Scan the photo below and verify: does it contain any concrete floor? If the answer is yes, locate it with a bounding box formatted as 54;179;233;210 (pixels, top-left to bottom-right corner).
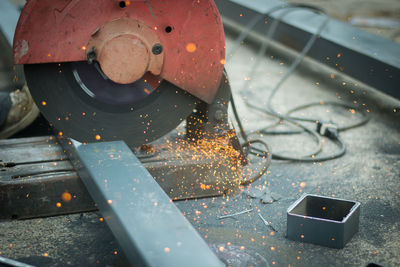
1;4;400;267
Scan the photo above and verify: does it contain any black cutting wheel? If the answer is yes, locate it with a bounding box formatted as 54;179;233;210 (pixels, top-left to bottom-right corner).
24;62;199;147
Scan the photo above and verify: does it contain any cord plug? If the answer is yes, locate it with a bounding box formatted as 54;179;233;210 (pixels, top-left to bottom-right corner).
316;121;339;139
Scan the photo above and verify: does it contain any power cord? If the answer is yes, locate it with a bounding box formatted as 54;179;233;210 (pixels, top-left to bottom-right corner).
230;94;272;186
228;3;370;183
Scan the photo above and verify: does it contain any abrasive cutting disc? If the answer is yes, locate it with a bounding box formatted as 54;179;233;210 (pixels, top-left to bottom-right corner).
24;62;199;147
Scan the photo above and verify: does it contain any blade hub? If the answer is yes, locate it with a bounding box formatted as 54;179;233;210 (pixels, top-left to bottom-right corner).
87;18;164;85
99;35;149;84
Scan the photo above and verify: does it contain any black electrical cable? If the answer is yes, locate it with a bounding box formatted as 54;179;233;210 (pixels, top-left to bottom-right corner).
231;4;327;162
229;3;370;166
246;6;332;161
240;139;272;186
249;101;370;134
229;4;327;184
230;94;272;185
230;4;327;184
285;101;370;131
242;7;369;161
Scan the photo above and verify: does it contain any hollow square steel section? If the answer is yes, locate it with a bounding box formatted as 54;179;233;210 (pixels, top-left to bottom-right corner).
287;194;360;248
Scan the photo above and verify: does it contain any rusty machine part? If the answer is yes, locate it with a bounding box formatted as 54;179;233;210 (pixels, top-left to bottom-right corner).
3;0;249;220
14;0;227;147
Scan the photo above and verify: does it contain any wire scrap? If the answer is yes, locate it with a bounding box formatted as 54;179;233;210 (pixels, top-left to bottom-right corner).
218;208;253;220
258;213;278;232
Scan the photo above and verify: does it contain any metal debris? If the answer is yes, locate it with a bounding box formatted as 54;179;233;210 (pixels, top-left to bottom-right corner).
218;208;253;219
246;186;282;204
258;213;278;232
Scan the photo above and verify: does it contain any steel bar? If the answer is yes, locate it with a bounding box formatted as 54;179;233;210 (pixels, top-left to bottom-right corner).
0;255;36;267
215;0;400;99
62;139;223;267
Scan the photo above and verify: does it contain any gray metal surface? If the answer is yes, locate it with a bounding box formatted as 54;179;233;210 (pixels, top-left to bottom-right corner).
0;0;19;48
287;194;360;248
0;255;36;267
62;139;223;267
215;0;400;99
0;0;25;91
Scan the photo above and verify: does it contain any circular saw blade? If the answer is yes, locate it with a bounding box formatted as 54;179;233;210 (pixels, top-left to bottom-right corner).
24;62;199;147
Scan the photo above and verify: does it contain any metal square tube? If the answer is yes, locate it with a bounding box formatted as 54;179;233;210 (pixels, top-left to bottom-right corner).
64;139;223;267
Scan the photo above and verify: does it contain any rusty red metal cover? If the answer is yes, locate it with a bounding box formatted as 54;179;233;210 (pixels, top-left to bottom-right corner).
13;0;226;103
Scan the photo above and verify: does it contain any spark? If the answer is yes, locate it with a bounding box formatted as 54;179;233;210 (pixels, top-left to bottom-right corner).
150;130;249;201
61;192;72;202
186;43;197;53
200;183;211;190
56;202;62;208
